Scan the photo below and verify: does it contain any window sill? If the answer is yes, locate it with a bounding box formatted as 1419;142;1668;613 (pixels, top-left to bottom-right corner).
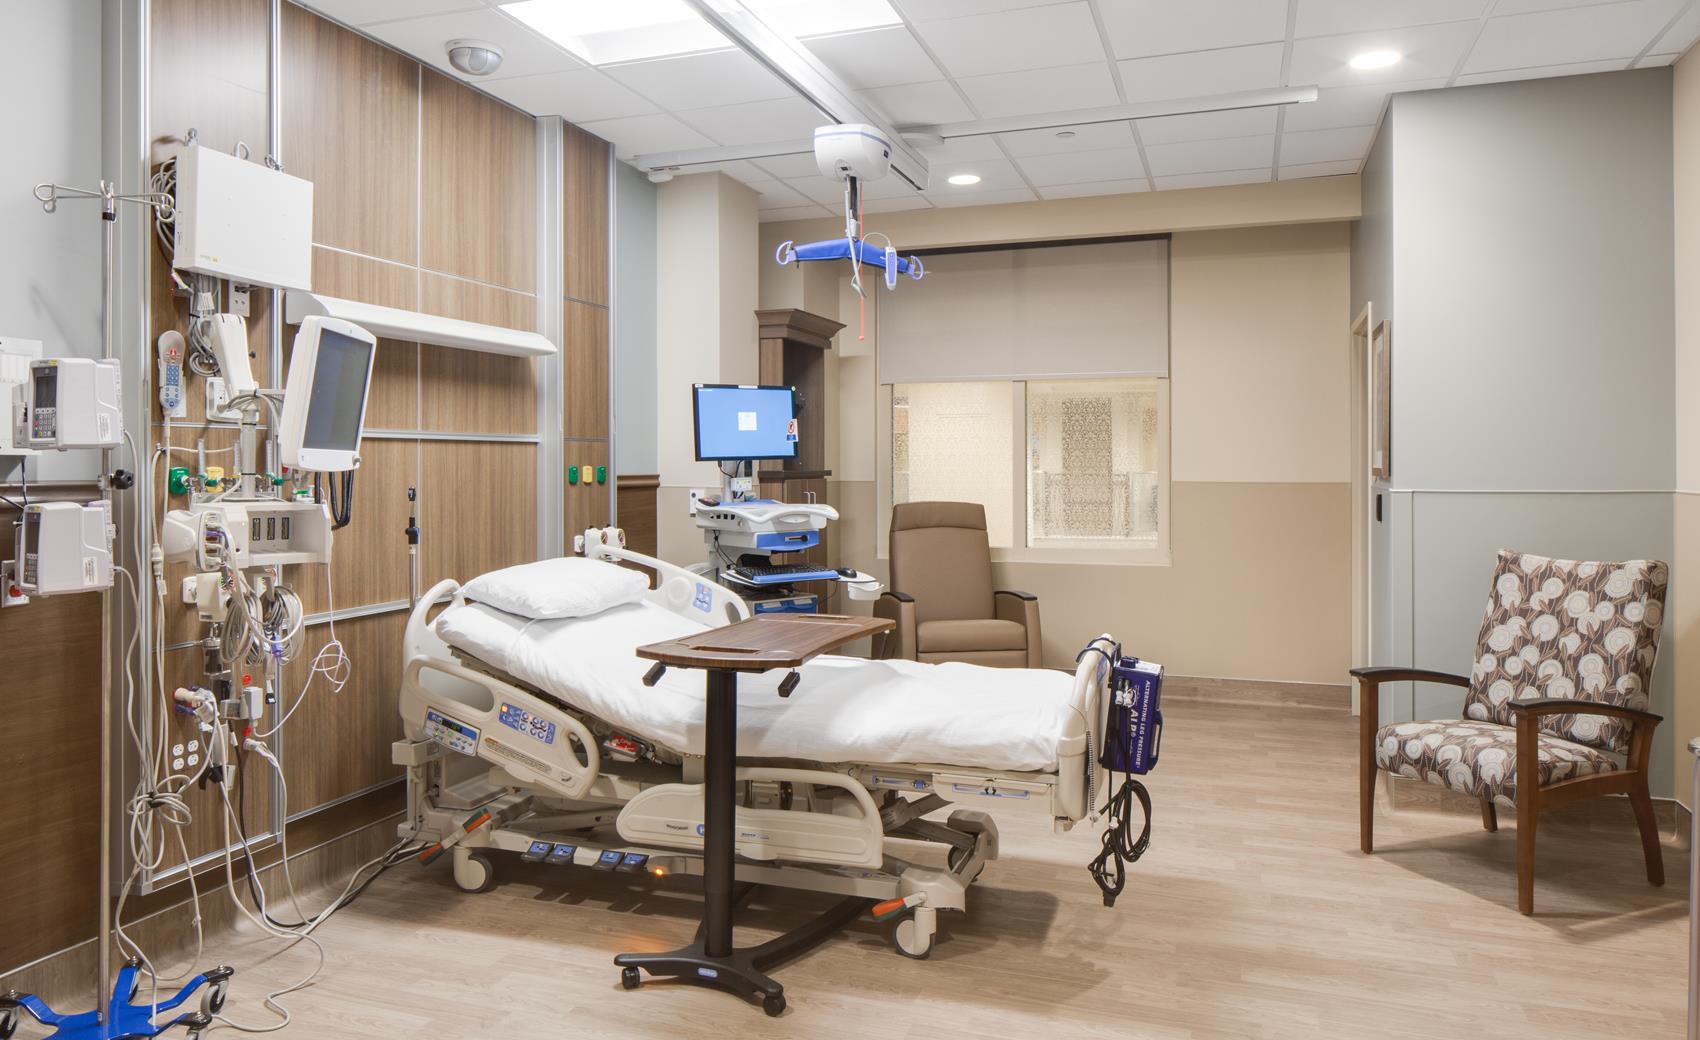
876;548;1172;568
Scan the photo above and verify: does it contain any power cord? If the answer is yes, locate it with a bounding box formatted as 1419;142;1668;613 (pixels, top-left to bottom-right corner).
1087;772;1152;908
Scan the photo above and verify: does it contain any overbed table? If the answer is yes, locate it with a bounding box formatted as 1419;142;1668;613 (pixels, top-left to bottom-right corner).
616;613;894;1016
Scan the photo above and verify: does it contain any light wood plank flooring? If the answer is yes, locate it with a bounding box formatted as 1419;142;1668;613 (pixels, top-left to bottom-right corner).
177;696;1690;1039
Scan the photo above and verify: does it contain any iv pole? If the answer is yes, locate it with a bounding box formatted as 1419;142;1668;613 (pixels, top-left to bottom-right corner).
35;179;170;1024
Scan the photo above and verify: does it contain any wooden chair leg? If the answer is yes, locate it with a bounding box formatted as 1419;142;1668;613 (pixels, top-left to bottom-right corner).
1480;798;1497;832
1359;738;1376;855
1514;715;1539;914
1630;784;1665;887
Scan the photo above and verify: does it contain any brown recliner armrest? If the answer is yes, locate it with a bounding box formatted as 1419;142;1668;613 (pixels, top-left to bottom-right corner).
872;591;916;660
995;590;1041;668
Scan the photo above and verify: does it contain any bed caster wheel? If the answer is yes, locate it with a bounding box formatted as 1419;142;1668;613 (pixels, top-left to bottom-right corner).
889;907;936;959
1;1008;17;1040
453;850;495;894
620;967;641;991
762;993;786;1017
183;1011;213;1039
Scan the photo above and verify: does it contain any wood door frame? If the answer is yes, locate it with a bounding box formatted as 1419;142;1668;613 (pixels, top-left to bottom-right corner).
1349;302;1374;715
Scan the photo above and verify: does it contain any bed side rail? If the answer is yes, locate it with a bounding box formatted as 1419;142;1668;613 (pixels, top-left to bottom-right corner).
1054;635;1117;828
399;655;602;801
575;526;750;627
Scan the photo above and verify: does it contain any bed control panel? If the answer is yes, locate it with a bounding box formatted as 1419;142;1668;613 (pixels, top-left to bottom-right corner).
423;708;479;756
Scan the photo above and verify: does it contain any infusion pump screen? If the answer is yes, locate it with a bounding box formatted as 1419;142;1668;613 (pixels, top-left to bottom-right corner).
302;330;374;451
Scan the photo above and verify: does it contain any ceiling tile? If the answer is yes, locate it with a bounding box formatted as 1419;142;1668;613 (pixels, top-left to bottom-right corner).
1638;51;1682;66
895;0;1078;21
927;186;1038;206
911;2;1109;78
760;204;834;221
1495;0;1641;14
855;81;977;124
1038;177;1151;199
998;121;1135;156
747;179;815;208
860;194;936;213
1280;78;1445;131
1153;168;1272;190
1277;159;1360;178
1653;1;1700;52
1462;1;1685;73
299;0;482;27
915;136;1008;162
744;0;904;38
689;160;773;184
753;152;827;178
787;173;918;202
1453;58;1632;85
605;50;790;111
1117;43;1284;104
805;26;944;89
363;8;583;80
1100;0;1289;59
1137;106;1277;145
479;68;660;121
1287;20;1481;87
955;63;1120;118
678;96;827;146
1017;146;1145;185
1295;0;1488;38
1277;124;1375;165
578;112;716;158
1144;134;1275;176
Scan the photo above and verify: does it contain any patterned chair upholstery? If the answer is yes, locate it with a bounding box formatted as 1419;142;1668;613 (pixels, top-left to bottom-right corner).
1352;550;1668;914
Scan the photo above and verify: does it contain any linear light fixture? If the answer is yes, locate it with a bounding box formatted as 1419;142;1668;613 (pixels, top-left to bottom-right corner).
285;292;557;358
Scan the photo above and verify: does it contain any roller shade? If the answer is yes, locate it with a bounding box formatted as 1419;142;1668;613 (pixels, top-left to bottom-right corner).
876;238;1169;383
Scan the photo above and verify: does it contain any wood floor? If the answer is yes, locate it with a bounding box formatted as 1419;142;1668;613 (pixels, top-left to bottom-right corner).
175;696;1689;1039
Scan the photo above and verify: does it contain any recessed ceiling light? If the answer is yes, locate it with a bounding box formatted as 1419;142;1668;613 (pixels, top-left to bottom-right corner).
501;0;726;65
947;173;982;186
1349;49;1401;71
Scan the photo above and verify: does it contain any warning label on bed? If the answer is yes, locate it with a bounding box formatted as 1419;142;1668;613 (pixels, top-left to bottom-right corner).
498;702;557;746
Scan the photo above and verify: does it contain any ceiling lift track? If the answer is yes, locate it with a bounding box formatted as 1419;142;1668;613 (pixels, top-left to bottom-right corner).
671;0;933;189
631;83;1320;185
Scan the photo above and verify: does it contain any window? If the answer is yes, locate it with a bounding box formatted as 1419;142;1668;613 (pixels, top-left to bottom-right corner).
887;377;1169;562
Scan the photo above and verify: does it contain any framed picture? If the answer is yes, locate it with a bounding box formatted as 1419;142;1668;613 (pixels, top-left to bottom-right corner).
1371;320;1391;479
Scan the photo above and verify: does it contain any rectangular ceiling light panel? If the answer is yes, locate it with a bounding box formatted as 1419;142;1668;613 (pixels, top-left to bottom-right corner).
502;0;899;65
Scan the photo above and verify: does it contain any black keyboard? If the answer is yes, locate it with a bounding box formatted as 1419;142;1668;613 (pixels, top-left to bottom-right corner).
734;560;833;579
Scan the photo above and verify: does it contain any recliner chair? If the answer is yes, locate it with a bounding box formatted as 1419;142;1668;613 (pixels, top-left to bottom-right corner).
872;501;1042;667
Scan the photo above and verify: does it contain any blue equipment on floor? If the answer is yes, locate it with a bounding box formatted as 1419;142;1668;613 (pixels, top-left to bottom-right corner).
0;961;233;1040
1076;639;1160;909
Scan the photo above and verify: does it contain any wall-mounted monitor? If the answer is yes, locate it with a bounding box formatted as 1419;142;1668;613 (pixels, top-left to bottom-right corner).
692;383;798;462
279;316;377;473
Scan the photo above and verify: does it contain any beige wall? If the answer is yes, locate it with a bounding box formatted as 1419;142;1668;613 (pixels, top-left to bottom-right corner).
1672;49;1700;800
762;191;1357;684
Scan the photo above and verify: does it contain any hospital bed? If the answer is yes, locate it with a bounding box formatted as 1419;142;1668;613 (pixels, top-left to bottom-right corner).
392;529;1116;958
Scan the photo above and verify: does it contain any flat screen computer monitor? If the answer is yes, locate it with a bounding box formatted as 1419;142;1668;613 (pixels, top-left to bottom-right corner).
279;315;377;472
692;383;797;462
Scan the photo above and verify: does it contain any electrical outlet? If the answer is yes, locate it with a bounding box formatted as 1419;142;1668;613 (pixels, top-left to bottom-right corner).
205;376;242;422
229;284;251;318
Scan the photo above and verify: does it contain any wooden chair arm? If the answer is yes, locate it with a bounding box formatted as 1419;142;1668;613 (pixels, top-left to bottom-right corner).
1349;666;1470;687
1506;698;1663;727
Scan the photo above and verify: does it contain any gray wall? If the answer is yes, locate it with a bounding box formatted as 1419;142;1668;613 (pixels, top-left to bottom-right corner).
612;160;658;475
1;0;104;482
1356;69;1678;794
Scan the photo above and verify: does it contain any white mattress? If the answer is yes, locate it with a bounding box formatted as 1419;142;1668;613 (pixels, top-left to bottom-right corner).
433;600;1077;772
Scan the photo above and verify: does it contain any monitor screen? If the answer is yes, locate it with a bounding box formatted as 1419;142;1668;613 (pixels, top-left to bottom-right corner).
693;384;797;461
301;329;374;452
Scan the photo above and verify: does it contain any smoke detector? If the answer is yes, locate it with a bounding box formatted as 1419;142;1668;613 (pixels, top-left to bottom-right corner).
446;39;504;76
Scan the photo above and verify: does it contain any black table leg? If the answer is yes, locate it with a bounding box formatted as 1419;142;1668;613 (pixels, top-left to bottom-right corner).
614;668;870;1016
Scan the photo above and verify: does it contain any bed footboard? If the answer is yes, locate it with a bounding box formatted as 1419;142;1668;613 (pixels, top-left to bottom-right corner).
1054;635;1117;829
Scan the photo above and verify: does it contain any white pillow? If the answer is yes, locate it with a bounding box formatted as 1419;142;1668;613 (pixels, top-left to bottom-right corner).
461;557;649;620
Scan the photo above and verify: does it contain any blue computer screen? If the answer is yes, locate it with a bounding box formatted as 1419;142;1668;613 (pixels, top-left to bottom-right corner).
693;384;797;461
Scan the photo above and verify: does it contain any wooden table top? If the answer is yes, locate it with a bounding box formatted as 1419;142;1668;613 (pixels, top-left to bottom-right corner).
635;614;895;672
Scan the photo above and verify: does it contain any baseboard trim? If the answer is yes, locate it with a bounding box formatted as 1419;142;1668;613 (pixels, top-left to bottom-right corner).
1165;674;1350;711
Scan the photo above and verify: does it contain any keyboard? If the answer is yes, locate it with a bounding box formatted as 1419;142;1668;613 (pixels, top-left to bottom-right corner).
729;560;840;585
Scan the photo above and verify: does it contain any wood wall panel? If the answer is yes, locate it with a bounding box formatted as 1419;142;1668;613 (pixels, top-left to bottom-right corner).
564;300;609;439
615;474;660;560
563;124;610;306
289;437;419;615
149;0;269;168
280;612;406;810
0;576;101;973
420;441;538;587
564;440;612;543
282;3;419;264
420;70;537;293
419;274;538;434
